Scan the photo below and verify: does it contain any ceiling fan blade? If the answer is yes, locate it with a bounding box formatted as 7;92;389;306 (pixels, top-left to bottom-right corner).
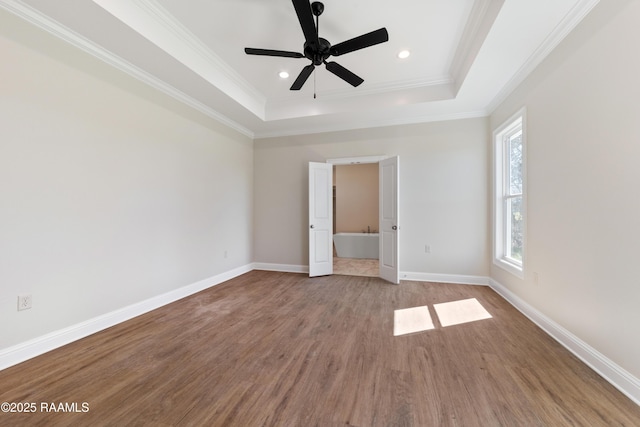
292;0;318;47
244;48;304;58
329;28;389;56
325;61;364;87
290;64;315;90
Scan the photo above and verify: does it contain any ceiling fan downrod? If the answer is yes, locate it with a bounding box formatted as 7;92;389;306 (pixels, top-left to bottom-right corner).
312;2;321;99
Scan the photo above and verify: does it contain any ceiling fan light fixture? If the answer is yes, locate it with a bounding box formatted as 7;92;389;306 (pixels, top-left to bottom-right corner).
398;50;411;59
279;71;290;79
244;0;389;92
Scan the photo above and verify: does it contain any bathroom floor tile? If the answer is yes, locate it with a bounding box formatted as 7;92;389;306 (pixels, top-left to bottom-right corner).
333;257;378;277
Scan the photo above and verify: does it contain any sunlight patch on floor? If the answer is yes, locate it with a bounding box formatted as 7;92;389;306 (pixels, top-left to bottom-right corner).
393;306;434;336
433;298;492;327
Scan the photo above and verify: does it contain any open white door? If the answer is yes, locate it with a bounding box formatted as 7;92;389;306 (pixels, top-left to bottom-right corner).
379;156;399;284
309;162;333;277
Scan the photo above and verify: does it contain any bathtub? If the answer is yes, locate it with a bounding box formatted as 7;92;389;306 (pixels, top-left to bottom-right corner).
333;233;379;259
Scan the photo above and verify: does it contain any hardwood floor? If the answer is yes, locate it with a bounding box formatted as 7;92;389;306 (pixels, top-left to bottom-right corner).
1;271;639;426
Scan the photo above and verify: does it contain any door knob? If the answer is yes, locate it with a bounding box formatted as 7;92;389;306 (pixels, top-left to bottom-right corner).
310;225;314;229
392;225;397;230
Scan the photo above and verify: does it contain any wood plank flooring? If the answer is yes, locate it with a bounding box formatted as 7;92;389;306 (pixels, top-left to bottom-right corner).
1;270;639;426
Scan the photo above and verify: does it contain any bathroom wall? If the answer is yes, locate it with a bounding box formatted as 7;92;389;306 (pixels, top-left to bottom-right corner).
335;164;379;233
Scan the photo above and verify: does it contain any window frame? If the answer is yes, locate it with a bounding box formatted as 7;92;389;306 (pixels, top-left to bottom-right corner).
493;108;526;279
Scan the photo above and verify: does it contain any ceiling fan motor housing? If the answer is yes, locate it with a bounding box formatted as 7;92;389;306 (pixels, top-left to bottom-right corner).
304;38;331;65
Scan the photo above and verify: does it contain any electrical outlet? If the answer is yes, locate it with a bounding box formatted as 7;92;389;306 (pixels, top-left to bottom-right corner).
533;272;539;285
224;250;228;259
425;245;431;254
18;294;32;311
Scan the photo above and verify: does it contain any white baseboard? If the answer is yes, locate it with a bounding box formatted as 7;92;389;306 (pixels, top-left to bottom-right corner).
489;279;640;406
0;263;253;371
401;271;490;286
252;263;309;274
251;265;492;286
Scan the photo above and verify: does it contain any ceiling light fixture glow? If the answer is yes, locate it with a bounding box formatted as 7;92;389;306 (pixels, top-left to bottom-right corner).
398;50;411;59
279;71;290;79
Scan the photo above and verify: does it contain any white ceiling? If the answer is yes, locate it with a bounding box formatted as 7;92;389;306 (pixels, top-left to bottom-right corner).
2;0;599;138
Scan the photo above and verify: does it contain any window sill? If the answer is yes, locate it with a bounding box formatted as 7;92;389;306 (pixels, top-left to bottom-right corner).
494;258;524;280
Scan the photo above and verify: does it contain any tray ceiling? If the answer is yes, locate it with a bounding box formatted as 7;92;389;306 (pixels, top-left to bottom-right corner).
1;0;599;137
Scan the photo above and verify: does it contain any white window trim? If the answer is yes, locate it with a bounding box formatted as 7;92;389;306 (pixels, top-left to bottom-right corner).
493;108;526;279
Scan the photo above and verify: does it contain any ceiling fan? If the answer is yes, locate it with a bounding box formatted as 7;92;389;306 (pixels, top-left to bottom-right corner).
244;0;389;91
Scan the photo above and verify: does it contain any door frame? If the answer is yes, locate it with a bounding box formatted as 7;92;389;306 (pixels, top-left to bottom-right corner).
327;156;388;166
326;155;399;282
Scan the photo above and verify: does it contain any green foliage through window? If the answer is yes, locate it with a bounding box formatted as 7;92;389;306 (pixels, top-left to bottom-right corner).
506;131;523;263
494;111;525;275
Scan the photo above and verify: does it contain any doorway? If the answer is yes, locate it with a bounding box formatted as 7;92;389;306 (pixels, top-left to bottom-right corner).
332;162;379;277
308;155;399;283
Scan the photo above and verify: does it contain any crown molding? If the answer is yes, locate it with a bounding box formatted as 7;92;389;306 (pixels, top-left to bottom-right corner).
486;0;600;114
0;0;254;138
92;0;266;119
264;75;454;112
449;0;505;95
317;76;453;101
123;0;266;115
253;109;488;139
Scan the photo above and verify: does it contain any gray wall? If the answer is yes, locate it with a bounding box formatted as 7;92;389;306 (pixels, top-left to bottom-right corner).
0;11;254;349
254;119;489;277
490;0;640;379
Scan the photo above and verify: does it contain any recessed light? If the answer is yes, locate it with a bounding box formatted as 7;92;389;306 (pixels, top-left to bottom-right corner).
279;71;290;79
398;50;411;59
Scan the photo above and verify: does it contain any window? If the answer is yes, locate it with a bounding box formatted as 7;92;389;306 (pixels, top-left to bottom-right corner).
493;109;525;278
